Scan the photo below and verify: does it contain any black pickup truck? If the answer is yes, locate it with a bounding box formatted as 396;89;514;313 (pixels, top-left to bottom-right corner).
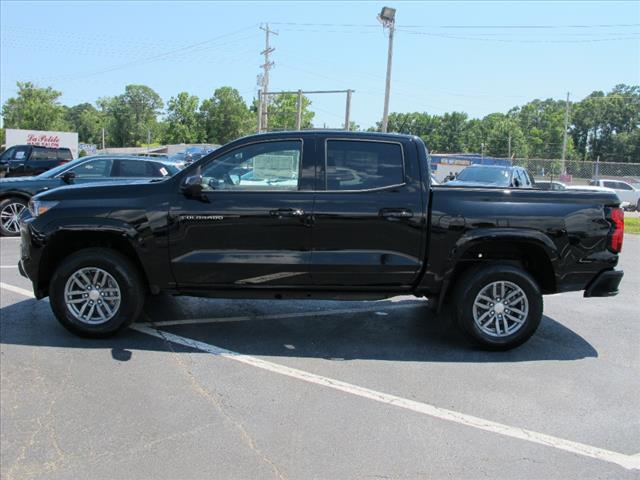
18;131;624;349
0;144;74;177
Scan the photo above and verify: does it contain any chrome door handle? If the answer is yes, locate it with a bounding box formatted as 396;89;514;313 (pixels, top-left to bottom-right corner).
379;208;413;218
270;208;305;217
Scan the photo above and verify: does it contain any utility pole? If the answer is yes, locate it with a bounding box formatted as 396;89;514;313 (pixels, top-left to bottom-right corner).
257;90;262;132
147;128;151;153
561;91;570;173
345;89;352;131
508;131;512;159
101;127;105;150
378;7;396;133
295;90;303;130
259;24;277;132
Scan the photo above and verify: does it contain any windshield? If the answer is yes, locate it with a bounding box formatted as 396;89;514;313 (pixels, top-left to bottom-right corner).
456;167;510;185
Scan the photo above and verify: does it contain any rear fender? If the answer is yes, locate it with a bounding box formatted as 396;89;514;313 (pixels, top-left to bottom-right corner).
435;228;558;311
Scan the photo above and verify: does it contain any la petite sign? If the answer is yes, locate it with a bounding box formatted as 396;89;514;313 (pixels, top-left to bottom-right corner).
26;134;61;148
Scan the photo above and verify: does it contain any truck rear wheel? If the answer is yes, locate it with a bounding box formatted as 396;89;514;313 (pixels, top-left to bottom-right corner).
49;248;145;337
453;263;543;350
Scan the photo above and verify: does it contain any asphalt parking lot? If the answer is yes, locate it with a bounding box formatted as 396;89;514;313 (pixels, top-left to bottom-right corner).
1;235;639;479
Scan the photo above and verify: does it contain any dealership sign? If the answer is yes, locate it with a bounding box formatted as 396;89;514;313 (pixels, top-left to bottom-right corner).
5;128;79;158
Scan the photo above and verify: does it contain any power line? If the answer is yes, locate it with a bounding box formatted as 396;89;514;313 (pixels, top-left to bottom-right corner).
269;21;640;29
396;29;640;43
30;25;258;82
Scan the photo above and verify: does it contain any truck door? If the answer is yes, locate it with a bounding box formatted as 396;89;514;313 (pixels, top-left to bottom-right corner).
311;138;424;287
169;137;316;288
5;146;31;176
26;147;58;176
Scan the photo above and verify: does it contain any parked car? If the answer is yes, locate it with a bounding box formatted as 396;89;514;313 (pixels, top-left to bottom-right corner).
0;145;73;178
0;155;179;236
589;179;640;211
184;146;216;164
446;165;534;188
18;131;623;350
564;184;629;209
535;180;567;191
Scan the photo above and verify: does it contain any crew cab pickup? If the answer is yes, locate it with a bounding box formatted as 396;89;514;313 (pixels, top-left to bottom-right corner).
0;145;73;177
18;131;625;350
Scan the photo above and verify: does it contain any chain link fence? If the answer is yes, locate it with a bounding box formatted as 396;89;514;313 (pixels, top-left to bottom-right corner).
512;158;640;185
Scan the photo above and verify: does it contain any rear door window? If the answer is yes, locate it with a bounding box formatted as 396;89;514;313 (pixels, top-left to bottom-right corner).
325;140;404;191
115;160;152;177
31;147;57;160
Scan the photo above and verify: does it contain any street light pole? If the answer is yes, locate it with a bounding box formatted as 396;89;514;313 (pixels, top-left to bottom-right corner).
378;7;396;133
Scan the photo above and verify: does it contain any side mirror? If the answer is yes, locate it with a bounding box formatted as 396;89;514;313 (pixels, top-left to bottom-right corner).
181;175;204;199
513;178;521;188
61;171;76;184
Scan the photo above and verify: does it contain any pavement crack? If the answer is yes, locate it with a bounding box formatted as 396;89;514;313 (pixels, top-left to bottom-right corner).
5;348;74;479
154;325;288;480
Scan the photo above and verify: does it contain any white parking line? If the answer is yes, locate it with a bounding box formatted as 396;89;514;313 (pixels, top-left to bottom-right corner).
0;282;34;297
132;323;640;471
0;265;18;269
2;280;639;470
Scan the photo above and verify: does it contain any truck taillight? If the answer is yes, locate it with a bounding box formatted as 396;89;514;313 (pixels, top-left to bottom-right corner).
608;207;624;253
57;160;70;166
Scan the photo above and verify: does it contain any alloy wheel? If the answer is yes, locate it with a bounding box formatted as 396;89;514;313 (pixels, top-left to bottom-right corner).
472;280;529;337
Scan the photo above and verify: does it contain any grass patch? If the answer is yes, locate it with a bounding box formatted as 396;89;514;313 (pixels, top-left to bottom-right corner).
625;217;640;235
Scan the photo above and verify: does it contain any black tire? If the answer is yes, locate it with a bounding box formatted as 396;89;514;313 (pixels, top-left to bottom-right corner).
0;197;28;236
49;248;145;337
453;263;543;351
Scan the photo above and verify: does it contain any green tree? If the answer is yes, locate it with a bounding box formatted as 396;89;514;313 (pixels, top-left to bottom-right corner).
65;103;104;144
437;112;468;153
571;85;640;162
2;81;69;131
98;84;163;147
201;87;253;144
482;113;528;158
264;93;314;131
386;112;443;151
510;99;574;159
463;118;485;153
164;92;202;144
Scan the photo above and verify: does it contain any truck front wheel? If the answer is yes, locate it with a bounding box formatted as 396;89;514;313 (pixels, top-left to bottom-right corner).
49;248;145;337
453;263;543;350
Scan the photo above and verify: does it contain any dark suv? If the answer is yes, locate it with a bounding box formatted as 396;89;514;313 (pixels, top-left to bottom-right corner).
0;145;74;178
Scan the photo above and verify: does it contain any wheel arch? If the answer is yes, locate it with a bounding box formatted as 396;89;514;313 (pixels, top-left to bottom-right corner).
436;231;558;311
0;191;32;203
37;228;150;297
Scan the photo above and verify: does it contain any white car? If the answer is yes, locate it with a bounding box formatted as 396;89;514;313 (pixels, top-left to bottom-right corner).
565;184;630;210
589;179;640;211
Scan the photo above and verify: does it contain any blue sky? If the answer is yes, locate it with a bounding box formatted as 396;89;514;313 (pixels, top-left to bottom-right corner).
1;1;639;129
